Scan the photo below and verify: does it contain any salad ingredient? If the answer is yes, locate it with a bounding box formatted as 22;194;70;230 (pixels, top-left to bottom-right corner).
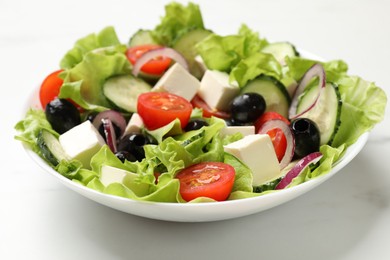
230;93;266;123
39;70;64;109
261;42;299;65
221;125;255;137
224;134;281;186
176;161;235;201
190;95;231;119
102;74;151;112
37;129;69;166
45;98;81;134
91;109;127;138
289;63;326;119
152;63;199;101
127;44;172;75
198;70;240;112
115;151;137;163
275;152;323;189
137;92;193;130
257;119;295;170
123;113;144;135
172;28;212;79
296;82;341;145
290;118;321;158
152;2;205;46
117;133;156;162
131;47;188;77
101;118;117;153
128;30;158;47
59;120;106;168
184;118;209;132
254;111;290;132
241;75;291;118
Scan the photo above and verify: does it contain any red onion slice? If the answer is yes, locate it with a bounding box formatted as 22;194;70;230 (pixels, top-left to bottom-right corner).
101;118;117;153
275;152;323;190
132;47;189;77
258;119;295;170
92;110;127;137
288;63;326;120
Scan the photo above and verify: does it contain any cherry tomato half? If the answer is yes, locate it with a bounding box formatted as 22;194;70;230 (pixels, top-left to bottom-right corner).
254;111;290;132
126;44;172;75
255;112;290;162
39;70;64;109
176;162;236;202
191;95;231;119
137;92;193;130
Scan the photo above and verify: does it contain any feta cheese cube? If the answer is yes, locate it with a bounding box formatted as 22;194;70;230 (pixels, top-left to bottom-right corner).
123;113;144;135
59;121;105;168
100;165;150;196
152;63;200;101
221;125;255;137
198;70;239;111
100;165;128;186
223;134;281;186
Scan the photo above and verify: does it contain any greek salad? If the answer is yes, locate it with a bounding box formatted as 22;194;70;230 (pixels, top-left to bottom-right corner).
15;2;386;203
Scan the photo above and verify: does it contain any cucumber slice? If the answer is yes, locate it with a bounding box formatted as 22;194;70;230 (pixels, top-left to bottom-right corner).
240;75;291;118
103;75;152;113
37;130;69;166
296;82;342;145
172;28;212;79
262;42;299;64
128;29;158;47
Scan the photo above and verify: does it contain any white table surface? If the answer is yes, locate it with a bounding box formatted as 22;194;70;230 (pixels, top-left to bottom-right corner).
1;0;389;259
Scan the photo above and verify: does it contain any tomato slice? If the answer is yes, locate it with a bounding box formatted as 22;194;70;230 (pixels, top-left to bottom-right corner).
137;92;193;130
191;95;231;119
39;70;64;109
254;111;290;132
176;162;235;202
266;128;287;162
255;112;289;162
126;44;172;75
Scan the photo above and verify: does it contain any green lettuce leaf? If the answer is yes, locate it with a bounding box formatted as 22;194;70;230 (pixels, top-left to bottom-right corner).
332;75;387;147
196;24;268;73
60;26;124;69
229;52;283;87
153;2;205;46
59;51;131;110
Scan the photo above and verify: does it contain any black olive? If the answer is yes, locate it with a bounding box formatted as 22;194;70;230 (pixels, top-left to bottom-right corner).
115;151;137;163
290;118;321;158
85;112;98;122
184;118;209;131
45;98;81;134
117;133;155;161
224;118;252;126
230;93;266;123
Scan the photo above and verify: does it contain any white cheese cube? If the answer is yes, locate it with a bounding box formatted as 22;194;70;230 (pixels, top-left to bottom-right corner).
100;165;149;196
198;70;239;111
221;125;255;137
59;120;105;168
100;165;128;186
152;63;200;101
123;113;144;135
223;134;281;186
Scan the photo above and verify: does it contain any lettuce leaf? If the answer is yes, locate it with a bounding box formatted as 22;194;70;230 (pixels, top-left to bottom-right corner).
153;2;205;46
196;24;268;73
60;26;124;69
59;51;131;110
229;52;283;87
332;75;387;147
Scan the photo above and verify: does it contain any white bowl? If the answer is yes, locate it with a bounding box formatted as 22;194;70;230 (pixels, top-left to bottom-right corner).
21;82;369;222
